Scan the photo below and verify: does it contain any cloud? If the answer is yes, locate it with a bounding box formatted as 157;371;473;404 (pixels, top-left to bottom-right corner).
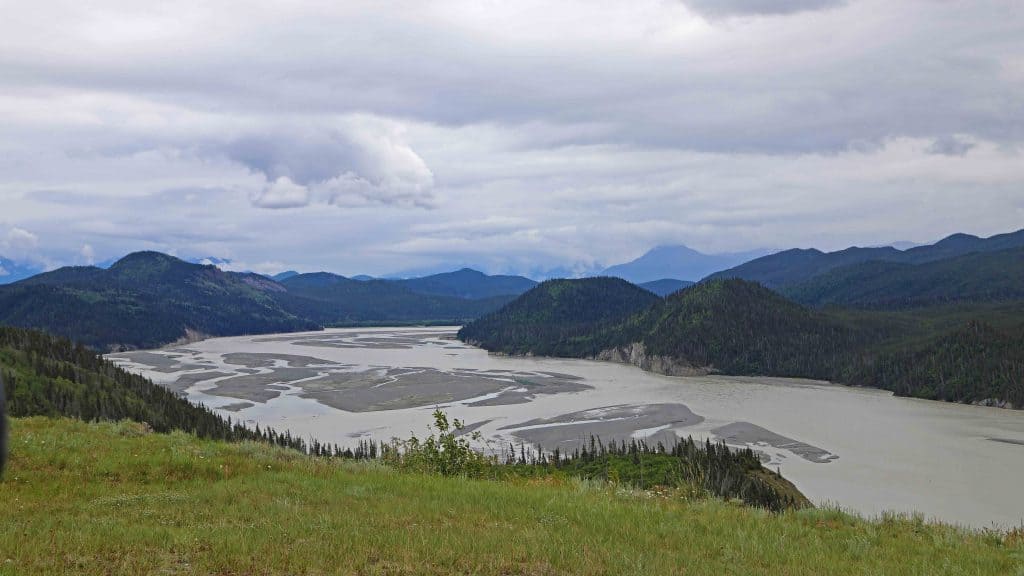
1;227;41;260
215;117;435;209
927;135;976;157
1;1;1023;277
80;243;96;264
0;265;8;277
684;0;847;17
250;177;311;209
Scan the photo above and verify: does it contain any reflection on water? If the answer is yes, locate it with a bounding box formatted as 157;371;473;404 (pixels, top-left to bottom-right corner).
110;327;1024;529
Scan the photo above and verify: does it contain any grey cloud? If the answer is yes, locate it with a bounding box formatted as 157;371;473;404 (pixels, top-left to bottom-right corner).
927;136;976;157
206;120;435;209
2;2;1021;156
223;132;358;187
250;177;311;209
1;1;1023;276
684;0;847;17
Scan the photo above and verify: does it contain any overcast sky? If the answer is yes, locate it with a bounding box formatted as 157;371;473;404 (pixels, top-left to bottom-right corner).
2;0;1023;276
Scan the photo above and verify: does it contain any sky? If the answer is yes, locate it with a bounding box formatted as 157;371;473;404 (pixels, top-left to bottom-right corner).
1;0;1023;277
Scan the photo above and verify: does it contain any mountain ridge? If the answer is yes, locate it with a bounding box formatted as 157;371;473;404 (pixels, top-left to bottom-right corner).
602;245;772;283
708;229;1024;288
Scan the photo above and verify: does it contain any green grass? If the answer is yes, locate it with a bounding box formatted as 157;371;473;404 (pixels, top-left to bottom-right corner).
2;418;1022;575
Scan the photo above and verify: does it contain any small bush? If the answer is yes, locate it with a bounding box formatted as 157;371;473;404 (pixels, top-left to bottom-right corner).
384;409;495;478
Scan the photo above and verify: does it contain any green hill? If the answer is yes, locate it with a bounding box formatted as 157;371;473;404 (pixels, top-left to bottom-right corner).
457;277;661;356
2;417;1020;575
630;280;874;379
0;252;317;350
0;325;315;449
781;248;1024;309
460;279;1024;406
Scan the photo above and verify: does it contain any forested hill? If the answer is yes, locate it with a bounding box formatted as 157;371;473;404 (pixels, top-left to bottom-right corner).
0;252;526;351
0;325;305;447
457;277;660;356
707;228;1024;288
780;248;1024;309
0;252;317;350
628;280;875;379
462;279;878;378
460;279;1024;407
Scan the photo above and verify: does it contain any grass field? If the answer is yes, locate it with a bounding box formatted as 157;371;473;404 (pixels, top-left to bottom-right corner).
1;417;1022;575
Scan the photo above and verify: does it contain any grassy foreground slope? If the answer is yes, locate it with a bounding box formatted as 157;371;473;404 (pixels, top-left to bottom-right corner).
3;418;1021;576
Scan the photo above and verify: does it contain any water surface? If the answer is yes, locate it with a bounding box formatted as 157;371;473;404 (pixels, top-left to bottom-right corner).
109;327;1024;529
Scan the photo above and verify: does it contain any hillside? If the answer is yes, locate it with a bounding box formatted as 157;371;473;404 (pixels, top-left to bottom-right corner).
627;281;873;379
0;252;317;350
602;245;769;283
708;229;1024;288
847;320;1024;407
462;280;875;375
0;325;319;450
0;253;524;350
2;417;1020;575
639;278;694;297
457;277;661;356
395;268;537;299
280;272;515;324
460;279;1024;406
782;248;1024;309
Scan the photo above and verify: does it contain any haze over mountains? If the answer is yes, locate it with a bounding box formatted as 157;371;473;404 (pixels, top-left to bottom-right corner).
0;257;43;284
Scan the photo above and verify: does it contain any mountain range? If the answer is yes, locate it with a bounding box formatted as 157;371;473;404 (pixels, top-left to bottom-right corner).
708;229;1024;288
459;272;1024;407
0;252;540;350
601;246;773;283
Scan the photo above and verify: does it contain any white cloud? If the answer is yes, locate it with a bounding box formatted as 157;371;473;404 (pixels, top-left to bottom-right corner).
6;227;39;250
250;177;310;209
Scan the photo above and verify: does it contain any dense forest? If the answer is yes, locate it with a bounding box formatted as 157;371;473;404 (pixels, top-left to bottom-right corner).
781;248;1024;309
461;279;1024;408
0;325;353;455
846;320;1024;407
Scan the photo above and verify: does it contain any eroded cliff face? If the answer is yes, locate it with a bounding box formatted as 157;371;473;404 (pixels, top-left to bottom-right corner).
594;342;711;377
972;398;1016;410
